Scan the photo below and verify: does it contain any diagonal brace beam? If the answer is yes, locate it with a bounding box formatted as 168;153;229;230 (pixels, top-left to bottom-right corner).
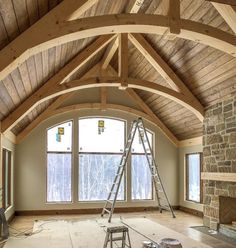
1;35;115;133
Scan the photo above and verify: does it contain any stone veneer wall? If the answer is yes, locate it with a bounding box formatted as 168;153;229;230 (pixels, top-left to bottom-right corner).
203;96;236;230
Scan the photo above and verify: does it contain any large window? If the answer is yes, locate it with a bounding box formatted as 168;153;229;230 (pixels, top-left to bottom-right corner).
47;121;72;202
2;149;11;209
78;117;125;201
186;153;202;203
131;130;153;200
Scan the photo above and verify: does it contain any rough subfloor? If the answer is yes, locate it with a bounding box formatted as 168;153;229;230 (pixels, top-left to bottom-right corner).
3;210;235;248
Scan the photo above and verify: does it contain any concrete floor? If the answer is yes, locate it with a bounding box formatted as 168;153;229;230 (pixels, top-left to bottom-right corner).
4;210;235;248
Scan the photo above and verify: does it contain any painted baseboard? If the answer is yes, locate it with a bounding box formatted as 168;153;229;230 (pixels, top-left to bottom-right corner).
14;206;202;218
7;212;15;224
15;206;179;216
179;206;203;217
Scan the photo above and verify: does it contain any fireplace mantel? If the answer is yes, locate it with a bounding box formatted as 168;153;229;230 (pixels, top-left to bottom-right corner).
201;173;236;182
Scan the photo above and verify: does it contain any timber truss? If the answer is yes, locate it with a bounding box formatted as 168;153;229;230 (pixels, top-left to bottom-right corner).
0;0;236;146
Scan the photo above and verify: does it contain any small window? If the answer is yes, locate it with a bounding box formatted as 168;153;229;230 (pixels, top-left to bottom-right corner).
186;153;202;203
131;130;153;200
46;121;73;202
2;149;11;209
78;117;125;201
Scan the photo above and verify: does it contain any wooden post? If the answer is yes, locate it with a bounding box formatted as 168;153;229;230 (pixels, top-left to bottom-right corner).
118;33;128;90
169;0;181;34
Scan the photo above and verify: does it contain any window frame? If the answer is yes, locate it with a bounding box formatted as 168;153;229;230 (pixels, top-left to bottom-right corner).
46;120;73;204
78;116;126;202
2;148;12;210
185;152;203;204
131;129;154;201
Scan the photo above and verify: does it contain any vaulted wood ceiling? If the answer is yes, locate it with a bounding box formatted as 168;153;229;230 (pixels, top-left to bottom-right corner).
0;0;235;145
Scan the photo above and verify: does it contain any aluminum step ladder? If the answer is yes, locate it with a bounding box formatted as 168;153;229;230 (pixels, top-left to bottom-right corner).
101;120;138;222
101;117;175;222
103;226;131;248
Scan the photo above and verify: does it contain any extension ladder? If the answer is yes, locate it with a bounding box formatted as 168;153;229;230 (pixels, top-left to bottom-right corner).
101;117;175;222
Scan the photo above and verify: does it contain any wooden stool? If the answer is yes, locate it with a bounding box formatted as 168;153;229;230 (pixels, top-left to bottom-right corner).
103;226;131;248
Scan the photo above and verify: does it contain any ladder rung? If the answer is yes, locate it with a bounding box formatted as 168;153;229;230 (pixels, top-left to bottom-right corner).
160;205;170;211
101;117;175;221
110;237;124;242
104;208;111;214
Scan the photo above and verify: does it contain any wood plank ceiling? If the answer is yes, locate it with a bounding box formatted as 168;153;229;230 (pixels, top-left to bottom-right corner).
0;0;235;141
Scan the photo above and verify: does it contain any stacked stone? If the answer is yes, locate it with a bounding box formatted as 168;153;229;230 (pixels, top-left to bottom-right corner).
203;96;236;230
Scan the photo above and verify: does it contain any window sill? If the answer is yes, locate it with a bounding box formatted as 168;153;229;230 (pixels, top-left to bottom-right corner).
45;201;73;205
78;200;127;204
185;200;203;205
131;199;154;202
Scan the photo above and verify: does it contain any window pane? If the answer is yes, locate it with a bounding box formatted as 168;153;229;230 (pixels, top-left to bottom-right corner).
187;154;201;202
79;154;124;201
2;149;11;209
132;130;152;153
47;121;72;152
47;153;72;202
79;118;124;153
131;155;152;200
5;151;9;207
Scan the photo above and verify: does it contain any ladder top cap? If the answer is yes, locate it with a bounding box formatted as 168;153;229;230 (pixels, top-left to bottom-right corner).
107;226;129;233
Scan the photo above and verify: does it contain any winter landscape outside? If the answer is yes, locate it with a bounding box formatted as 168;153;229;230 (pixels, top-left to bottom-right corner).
47;121;72;202
187;153;201;202
46;118;154;202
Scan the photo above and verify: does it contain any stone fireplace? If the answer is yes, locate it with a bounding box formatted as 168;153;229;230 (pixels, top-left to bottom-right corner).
202;96;236;230
219;196;236;224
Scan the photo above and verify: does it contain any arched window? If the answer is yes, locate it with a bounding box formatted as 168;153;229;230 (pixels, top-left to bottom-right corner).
46;121;73;202
78;117;125;201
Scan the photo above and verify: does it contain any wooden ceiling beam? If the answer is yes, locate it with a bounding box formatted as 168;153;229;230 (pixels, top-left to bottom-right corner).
128;33;204;121
101;37;119;69
0;14;235;82
16;63;101;143
129;33;179;92
0;0;99;82
205;0;236;5
106;65;179;145
1;35;115;133
100;87;107;110
63;0;99;21
169;0;180;35
126;0;145;13
16;103;165;144
99;65;109;110
101;1;144;70
118;33;128;89
21;76;204;121
210;2;236;33
126;88;179;146
16;102;179;146
100;1;144;108
16;94;73;143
